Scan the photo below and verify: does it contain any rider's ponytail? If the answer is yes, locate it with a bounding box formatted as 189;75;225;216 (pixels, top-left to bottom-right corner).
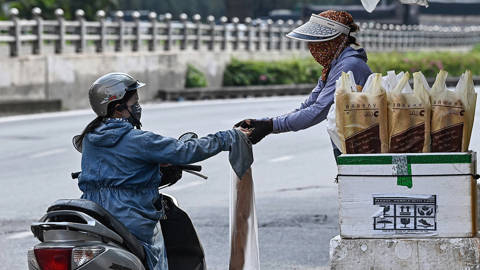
72;116;103;153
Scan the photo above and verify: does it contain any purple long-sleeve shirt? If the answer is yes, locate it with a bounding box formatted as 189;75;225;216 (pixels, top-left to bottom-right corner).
272;47;372;133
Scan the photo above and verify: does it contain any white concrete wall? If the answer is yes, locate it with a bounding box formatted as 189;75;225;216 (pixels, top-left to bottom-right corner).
0;50;309;110
329;236;480;270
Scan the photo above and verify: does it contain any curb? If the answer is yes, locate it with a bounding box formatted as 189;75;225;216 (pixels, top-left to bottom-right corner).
158;76;480;101
0;99;62;116
158;84;315;101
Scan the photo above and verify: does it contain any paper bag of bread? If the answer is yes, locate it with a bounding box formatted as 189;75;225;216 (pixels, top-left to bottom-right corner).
430;70;477;152
387;72;431;153
327;71;358;151
335;72;388;153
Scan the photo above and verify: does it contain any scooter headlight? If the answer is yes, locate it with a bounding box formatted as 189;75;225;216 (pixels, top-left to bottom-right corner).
72;247;105;268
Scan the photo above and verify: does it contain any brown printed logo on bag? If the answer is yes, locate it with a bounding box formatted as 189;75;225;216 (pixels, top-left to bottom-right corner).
387;72;431;153
335;72;388;154
429;70;477;152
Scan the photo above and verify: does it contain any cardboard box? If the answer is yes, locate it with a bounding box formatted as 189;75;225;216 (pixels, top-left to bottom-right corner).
337;152;477;238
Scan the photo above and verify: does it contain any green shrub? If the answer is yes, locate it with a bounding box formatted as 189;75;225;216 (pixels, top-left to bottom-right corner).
223;49;480;86
185;64;207;88
223;58;322;86
472;43;480;53
368;51;480;78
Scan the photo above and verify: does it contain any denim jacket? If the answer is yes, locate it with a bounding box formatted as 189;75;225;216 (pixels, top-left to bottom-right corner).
78;118;240;268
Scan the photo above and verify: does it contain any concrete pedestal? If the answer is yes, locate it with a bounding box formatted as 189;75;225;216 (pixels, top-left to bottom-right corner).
329;235;480;270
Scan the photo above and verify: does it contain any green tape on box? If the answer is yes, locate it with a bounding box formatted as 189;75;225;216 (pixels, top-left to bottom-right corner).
393;155;412;188
337;153;472;189
337;154;471;165
396;164;413;188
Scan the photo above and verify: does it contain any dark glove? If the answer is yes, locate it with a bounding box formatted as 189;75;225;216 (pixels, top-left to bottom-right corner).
249;119;273;144
160;166;182;186
234;119;253;129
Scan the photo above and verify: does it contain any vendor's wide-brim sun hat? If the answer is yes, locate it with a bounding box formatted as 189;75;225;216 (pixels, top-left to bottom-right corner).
287;13;351;42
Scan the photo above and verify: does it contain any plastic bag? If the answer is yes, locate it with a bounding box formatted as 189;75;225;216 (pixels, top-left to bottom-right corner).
362;0;428;12
335;72;388;153
229;168;260;270
360;0;381;13
430;70;477;152
415;71;431;92
383;70;403;92
364;70;408;93
327;104;341;151
400;0;429;7
387;72;431;152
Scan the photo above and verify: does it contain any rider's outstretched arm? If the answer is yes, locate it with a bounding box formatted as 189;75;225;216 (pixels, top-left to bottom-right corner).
137;129;239;165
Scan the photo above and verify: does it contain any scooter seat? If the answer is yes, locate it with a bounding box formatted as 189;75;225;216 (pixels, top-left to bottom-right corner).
48;199;146;262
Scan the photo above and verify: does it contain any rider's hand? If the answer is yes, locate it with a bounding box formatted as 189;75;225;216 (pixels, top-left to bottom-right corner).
160;165;183;186
236;127;252;138
249;119;273;144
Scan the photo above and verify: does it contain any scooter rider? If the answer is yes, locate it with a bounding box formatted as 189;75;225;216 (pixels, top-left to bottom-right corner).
73;72;249;270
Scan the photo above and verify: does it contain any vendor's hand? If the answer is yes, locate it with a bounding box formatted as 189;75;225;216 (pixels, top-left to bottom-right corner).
234;119;254;129
160;165;183;186
249;119;273;144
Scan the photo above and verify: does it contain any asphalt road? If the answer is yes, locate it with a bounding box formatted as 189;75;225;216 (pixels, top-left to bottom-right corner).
2;91;479;270
0;96;339;270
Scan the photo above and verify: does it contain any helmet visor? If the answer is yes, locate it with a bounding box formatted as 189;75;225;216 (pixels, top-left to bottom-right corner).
126;81;146;92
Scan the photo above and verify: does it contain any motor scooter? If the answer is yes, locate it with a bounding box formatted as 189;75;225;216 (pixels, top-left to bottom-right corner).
28;132;208;270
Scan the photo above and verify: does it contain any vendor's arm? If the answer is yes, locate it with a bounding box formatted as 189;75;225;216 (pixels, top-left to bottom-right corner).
272;60;371;133
272;68;342;132
253;79;324;125
293;78;324;112
138;129;238;164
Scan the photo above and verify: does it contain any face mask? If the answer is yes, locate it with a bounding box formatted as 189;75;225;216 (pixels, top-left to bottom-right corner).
130;102;142;121
308;34;348;82
127;102;142;129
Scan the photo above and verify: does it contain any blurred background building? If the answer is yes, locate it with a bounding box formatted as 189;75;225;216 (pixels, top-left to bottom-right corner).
0;0;479;111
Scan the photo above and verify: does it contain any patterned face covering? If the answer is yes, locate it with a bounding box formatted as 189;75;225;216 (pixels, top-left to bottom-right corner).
308;10;354;82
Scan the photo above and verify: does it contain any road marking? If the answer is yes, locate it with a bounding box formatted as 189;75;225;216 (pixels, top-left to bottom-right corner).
6;231;32;240
0;96;303;124
269;155;293;163
29;148;67;159
277;185;332;192
0;109;93;124
164;181;203;191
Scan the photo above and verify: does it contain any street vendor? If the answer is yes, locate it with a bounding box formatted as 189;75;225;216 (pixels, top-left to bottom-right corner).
235;10;372;161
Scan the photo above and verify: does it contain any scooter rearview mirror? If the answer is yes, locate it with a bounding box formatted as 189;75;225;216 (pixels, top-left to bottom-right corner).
178;132;198;142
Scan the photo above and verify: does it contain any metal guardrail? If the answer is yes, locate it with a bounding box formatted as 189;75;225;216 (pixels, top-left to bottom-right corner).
1;7;480;57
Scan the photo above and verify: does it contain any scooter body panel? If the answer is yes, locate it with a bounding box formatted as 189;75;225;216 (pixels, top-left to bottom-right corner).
30;240;145;270
29;194;206;270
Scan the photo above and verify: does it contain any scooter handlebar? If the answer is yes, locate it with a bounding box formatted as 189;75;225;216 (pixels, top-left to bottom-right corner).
178;165;202;172
71;165;201;180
